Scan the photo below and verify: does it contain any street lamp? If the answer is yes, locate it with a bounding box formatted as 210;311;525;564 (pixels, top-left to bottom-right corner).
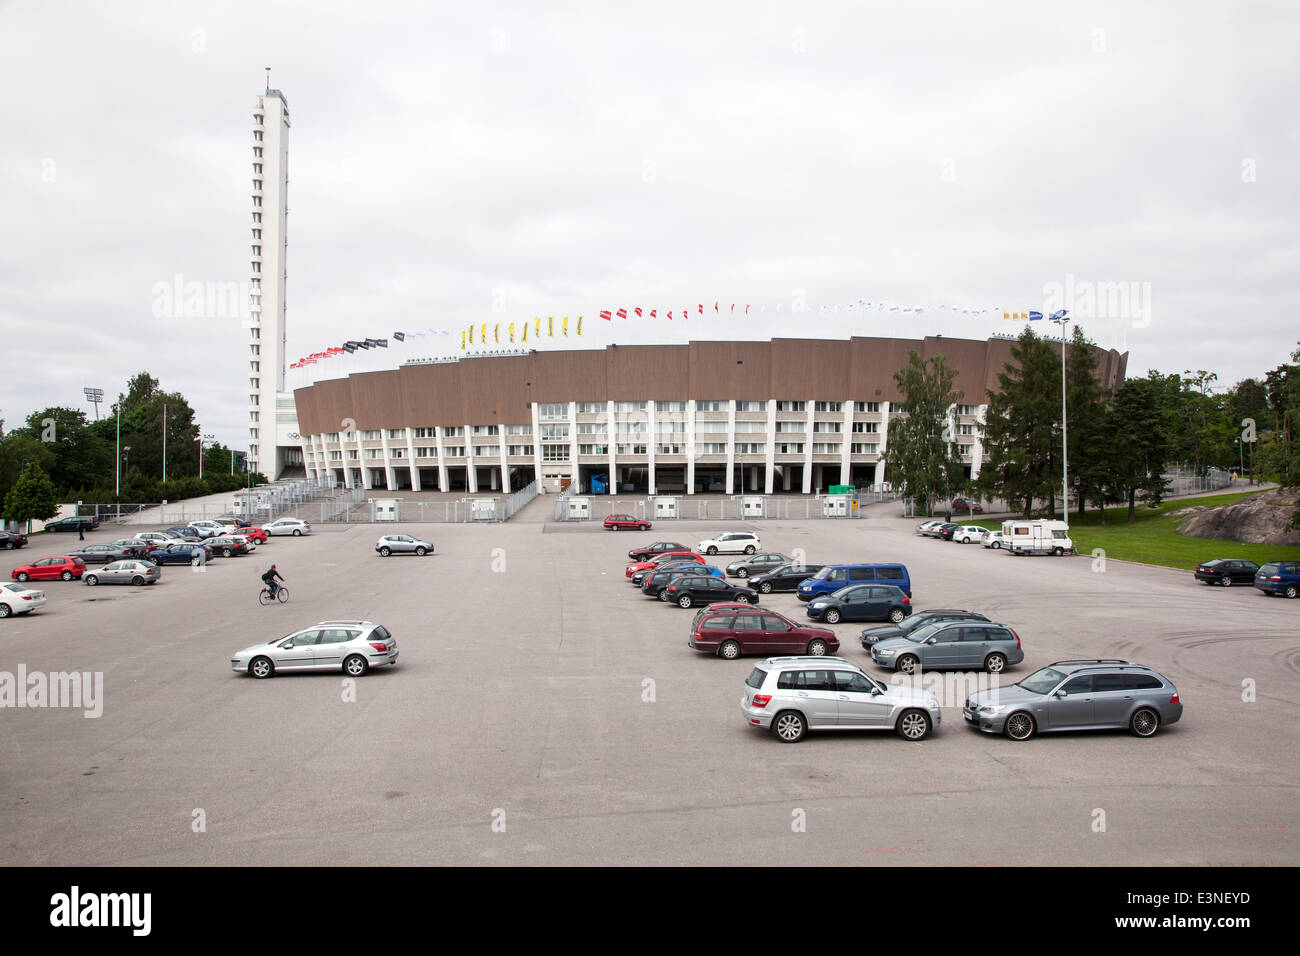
123;445;131;478
83;387;104;420
1048;310;1071;519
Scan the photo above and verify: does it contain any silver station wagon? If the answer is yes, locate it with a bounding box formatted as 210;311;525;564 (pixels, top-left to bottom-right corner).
870;620;1024;673
232;621;399;678
83;561;161;587
741;656;941;742
963;659;1183;740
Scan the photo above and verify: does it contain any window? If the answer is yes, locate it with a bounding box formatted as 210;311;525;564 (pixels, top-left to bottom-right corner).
656;400;686;412
813;421;841;433
657;421;686;433
472;425;499;436
473;445;499;457
777;670;832;691
390;448;405;459
814;401;842;412
615;421;646;433
415;447;436;458
388;429;406;439
414;428;434;438
366;449;382;459
735;401;764;412
616;444;647;455
656;443;683;455
326;432;339;441
958;444;973;456
542;445;569;461
540;424;569;440
615;401;646;412
812;442;840;454
776;400;805;412
507;445;533;456
889;402;907;413
505;424;532;435
442;426;463;437
576;402;604;414
694;443;727;455
329;451;342;461
538;403;567;418
775;421;805;433
854;401;880;412
852;421;879;433
957;424;974;435
695;421;727;433
775;442;804;454
733;421;765;432
576;423;605;435
577;444;606;455
696;401;725;412
362;430;381;440
955;404;976;416
734;443;765;454
347;450;359;460
443;446;465;457
851;443;879;454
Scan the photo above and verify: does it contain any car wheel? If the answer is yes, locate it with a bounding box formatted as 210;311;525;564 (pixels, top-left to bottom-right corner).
706;546;718;555
85;575;98;586
292;529;302;536
744;545;756;554
719;640;741;660
380;547;391;556
16;572;29;582
736;568;748;578
824;608;841;624
223;548;233;558
1004;712;1036;740
888;608;906;624
758;581;773;593
640;524;650;531
807;639;828;656
344;654;369;677
249;657;274;679
415;546;427;556
0;604;9;618
1216;574;1232;587
131;576;145;586
896;709;931;740
658;591;669;602
772;710;806;743
60;571;73;581
896;654;918;675
1052;547;1063;556
985;653;1007;673
677;594;693;608
1129;707;1161;737
734;593;752;604
993;541;1001;549
1286;584;1298;599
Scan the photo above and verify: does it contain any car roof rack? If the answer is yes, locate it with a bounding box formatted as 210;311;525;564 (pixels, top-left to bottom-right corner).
1050;659;1134;667
762;655;853;665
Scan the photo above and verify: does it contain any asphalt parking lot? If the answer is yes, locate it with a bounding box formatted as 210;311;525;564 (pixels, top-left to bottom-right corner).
1;515;1296;866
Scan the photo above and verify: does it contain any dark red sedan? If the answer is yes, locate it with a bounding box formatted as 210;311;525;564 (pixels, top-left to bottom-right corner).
689;607;839;659
604;514;651;531
11;555;87;582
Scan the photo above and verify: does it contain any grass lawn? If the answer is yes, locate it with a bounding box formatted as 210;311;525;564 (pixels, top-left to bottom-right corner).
967;490;1300;570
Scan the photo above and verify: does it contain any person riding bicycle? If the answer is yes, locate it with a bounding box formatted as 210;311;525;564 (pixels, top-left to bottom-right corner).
261;564;284;599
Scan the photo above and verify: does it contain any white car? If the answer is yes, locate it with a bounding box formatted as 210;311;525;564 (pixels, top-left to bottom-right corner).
264;518;312;537
133;531;176;547
954;525;988;544
0;582;45;617
982;530;1006;549
915;520;945;535
188;520;224;539
696;532;760;556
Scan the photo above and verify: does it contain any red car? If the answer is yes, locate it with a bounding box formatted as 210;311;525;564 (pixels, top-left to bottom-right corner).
625;550;704;578
605;514;651;532
627;541;689;562
951;498;984;514
689;607;839;659
12;556;87;582
237;527;269;544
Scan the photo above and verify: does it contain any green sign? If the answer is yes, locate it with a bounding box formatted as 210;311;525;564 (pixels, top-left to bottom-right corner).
829;485;854;495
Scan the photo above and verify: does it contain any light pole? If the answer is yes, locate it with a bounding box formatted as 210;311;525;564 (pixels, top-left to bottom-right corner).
200;433;216;480
84;387;103;421
162;403;167;483
1049;310;1071;520
114;403;121;497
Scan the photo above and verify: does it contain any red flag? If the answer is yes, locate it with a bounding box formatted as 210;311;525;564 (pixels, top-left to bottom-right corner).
714;301;719;313
617;308;627;319
698;304;703;315
600;310;611;321
667;311;673;320
730;304;735;313
745;305;750;314
650;309;656;318
634;307;642;317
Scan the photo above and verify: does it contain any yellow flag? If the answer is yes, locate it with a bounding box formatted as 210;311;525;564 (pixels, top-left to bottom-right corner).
547;315;554;337
534;316;541;335
469;324;474;344
509;322;515;343
494;323;500;344
576;315;583;337
562;315;569;337
522;323;529;342
1003;311;1010;321
461;330;466;350
481;323;487;342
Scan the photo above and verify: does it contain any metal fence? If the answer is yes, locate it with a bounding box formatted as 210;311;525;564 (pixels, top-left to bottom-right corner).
551;490;902;522
62;477;343;528
320;481;540;524
1163;467;1234;497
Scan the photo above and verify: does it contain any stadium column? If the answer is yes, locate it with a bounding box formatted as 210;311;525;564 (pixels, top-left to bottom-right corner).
530;404;543;493
764;400;776;494
355;429;369;490
436;426;449;492
802;401;815;494
685;400;696;495
380;430;396;491
725;400;736;495
406;430;420;490
465;423;477;494
840;398;852;490
877;407;890;488
647;401;657;496
498;421;509;495
970;403;987;480
606;400;616;493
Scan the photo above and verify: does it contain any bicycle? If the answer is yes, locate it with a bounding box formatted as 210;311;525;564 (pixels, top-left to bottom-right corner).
258;585;289;605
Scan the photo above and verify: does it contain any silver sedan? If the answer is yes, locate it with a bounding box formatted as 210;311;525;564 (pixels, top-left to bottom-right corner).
231;621;399;678
375;534;434;556
83;561;161;586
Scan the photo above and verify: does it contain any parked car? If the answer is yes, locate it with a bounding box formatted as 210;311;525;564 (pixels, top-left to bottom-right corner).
111;538;157;559
963;659;1182;740
264;517;312;536
1003;519;1074;555
43;515;99;533
953;525;989;544
151;542;211;565
748;563;826;594
935;523;961;541
690;607;838;659
662;574;760;608
0;581;45;617
806;584;912;625
133;531;178;548
626;541;690;562
1192;558;1259;586
375;534;434;556
696;532;760;556
860;609;991;649
11;556;86;582
724;552;791;579
740;656;941;742
641;564;722;596
982;530;1006;549
166;526;201;538
206;536;250;558
231;620;399;678
604;514;651;531
915;520;945;535
625;551;702;578
217;516;252;528
870;620;1024;674
234;526;268;544
65;544;135;565
952;498;984;514
83;560;161;586
187;520;225;539
797;564;911;601
0;530;28;550
1254;561;1300;598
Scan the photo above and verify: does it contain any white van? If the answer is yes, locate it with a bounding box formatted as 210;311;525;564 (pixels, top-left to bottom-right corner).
1001;519;1073;556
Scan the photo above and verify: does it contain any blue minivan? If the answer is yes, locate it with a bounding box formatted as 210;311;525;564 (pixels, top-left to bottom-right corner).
796;564;911;601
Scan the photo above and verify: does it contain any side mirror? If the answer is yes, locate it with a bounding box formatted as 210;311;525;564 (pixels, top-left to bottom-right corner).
870;686;883;696
279;640;294;649
1054;689;1067;698
926;637;937;645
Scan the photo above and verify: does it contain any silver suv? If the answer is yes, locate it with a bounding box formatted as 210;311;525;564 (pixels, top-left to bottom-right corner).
963;659;1182;740
231;620;399;678
741;656;941;743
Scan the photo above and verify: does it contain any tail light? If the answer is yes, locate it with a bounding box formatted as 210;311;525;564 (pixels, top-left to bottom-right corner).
1170;694;1180;704
752;694;772;708
902;597;911;604
1269;576;1282;581
369;642;389;652
1010;627;1022;649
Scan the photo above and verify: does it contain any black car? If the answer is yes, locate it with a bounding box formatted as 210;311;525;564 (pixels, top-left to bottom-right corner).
65;544;134;565
747;563;825;594
724;553;792;579
627;541;689;562
860;608;991;650
806;584;912;624
935;523;961;540
641;563;714;597
1193;559;1260;587
661;575;760;609
0;531;27;550
44;515;100;533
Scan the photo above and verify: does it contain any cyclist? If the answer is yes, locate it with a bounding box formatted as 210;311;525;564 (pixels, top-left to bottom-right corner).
261;564;284;599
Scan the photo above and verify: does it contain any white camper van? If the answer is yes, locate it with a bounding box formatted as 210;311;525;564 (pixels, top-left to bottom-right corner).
1001;519;1074;556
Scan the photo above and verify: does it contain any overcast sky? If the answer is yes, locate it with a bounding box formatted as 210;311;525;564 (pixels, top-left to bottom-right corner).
2;0;1297;451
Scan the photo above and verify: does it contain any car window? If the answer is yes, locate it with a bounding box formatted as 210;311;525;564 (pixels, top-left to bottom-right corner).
931;627;960;644
877;567;904;580
1060;676;1093;694
829;569;846;581
290;630;322;647
831;671;873;693
1093;674;1126;692
320;629;357;644
372;626;391;641
777;669;832;691
960;627;989;642
760;615;790;631
702;617;733;629
733;615;762;630
988;628;1013;642
1124;675;1163;690
746;667;768;689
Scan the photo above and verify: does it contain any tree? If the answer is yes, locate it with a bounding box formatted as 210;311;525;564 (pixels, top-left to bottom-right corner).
3;462;59;528
882;351;967;514
1065;326;1110;517
20;407;114;494
1107;377;1171;522
0;432;57;510
977;328;1061;516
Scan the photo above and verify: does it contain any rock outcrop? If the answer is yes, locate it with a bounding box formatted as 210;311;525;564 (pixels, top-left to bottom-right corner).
1178;490;1300;546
